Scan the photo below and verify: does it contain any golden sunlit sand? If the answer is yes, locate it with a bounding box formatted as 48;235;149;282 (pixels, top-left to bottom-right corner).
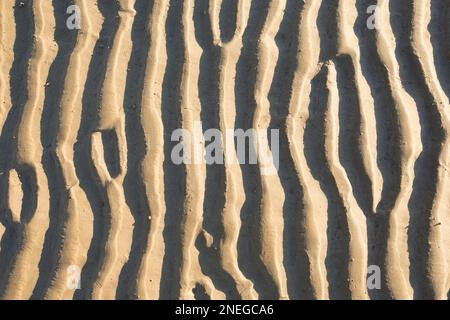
0;0;449;300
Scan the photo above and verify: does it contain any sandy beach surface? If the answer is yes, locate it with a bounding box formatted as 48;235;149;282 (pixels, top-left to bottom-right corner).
0;0;449;300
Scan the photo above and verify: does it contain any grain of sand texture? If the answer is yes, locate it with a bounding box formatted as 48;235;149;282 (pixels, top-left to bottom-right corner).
0;0;449;300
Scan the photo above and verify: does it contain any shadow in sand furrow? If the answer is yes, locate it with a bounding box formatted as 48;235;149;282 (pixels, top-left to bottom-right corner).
31;0;78;299
267;0;314;300
0;0;34;297
390;0;444;300
73;0;120;300
101;130;121;179
317;0;339;63
218;0;238;44
335;55;373;215
429;0;450;98
193;283;209;300
116;0;153;300
193;0;239;299
304;66;351;300
0;221;23;298
158;0;186;299
15;166;37;225
355;0;400;300
235;0;278;299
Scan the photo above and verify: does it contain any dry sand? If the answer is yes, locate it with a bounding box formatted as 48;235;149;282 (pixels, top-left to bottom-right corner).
0;0;449;300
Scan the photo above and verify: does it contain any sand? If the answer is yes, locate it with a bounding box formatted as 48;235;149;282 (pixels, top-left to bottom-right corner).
0;0;449;300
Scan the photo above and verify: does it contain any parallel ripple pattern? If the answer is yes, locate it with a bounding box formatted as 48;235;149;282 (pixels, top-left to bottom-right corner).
0;0;449;300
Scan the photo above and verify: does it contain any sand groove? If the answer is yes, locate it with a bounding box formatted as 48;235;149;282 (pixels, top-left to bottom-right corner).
0;0;449;300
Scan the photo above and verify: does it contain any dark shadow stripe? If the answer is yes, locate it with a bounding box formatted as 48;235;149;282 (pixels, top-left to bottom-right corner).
219;0;237;43
429;0;450;97
158;0;186;299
